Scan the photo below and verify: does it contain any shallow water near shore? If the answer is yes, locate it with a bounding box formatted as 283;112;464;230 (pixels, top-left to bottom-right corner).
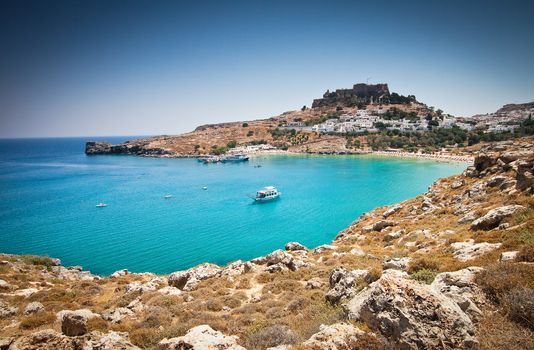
0;138;466;275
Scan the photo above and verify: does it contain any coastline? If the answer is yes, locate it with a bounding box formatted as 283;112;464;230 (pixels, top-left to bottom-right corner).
247;149;474;164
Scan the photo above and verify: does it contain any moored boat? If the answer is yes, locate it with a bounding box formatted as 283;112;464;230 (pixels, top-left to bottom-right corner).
221;154;249;163
253;186;281;202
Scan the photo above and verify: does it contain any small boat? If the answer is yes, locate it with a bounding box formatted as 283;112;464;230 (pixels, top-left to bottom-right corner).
253;164;262;168
164;194;173;199
253;186;281;202
221;154;249;163
202;156;220;164
96;203;107;208
202;186;208;190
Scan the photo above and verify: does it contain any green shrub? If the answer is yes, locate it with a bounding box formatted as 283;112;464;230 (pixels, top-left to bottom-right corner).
21;255;56;267
410;268;438;284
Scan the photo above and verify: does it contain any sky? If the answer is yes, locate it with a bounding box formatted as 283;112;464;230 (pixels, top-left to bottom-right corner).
0;0;533;138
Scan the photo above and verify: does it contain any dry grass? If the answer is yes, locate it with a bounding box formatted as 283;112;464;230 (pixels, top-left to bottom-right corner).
516;244;534;262
478;311;534;350
244;324;299;350
19;311;56;330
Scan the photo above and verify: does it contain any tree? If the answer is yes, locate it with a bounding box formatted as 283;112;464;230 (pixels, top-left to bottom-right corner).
242;122;248;127
301;105;307;111
226;140;237;148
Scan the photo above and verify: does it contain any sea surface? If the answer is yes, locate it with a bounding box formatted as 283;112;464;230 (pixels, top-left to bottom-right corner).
0;137;466;275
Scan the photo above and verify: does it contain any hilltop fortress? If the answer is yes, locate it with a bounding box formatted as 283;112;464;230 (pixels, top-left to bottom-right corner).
312;83;416;108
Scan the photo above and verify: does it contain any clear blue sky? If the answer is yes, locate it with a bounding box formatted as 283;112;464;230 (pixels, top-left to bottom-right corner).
1;0;533;138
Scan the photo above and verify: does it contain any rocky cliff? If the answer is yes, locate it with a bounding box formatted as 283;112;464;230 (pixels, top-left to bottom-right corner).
2;137;534;349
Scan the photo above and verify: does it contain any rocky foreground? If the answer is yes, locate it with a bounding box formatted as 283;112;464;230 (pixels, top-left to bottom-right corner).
1;138;534;350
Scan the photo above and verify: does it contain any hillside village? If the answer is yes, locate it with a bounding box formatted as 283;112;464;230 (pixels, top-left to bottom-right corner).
84;83;534;157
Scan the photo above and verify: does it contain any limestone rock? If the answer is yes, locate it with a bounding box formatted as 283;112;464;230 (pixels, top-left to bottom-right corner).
86;331;141;349
431;267;485;321
0;279;10;290
251;249;307;271
346;274;477;349
458;211;478;224
326;267;369;304
365;220;396;232
451;180;464;189
110;269;129;278
24;302;44;315
157;286;183;296
57;309;100;322
125;277;165;294
10;330;73;350
285;242;308;251
168;263;221;291
312;244;338;254
451;240;502;261
383;229;405;242
303;322;378;350
383;204;402;218
500;251;519;261
221;260;252;277
158;325;245;350
349;246;365;256
470;205;525;230
306;277;323;289
61;313;88;336
0;337;13;350
0;301;17;318
382;257;410;270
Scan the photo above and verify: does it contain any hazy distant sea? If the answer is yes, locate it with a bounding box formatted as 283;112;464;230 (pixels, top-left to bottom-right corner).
0;137;466;275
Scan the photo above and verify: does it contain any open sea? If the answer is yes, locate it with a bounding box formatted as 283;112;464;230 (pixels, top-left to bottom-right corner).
0;137;466;275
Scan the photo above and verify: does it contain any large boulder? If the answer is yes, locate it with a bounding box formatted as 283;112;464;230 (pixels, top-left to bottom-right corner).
450;240;502;261
383;204;402;218
87;331;141;349
431;267;485;321
285;242;308;251
24;302;45;315
0;301;17;318
125;277;166;294
346;274;477;349
10;330;141;350
364;220;396;232
221;260;252;277
251;249;307;271
470;205;525;230
61;313;88;336
57;309;100;336
168;263;221;291
158;325;245;350
302;323;380;350
326;267;369;304
382;257;410;270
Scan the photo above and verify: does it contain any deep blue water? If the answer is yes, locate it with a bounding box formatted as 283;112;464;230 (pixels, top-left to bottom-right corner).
0;137;465;275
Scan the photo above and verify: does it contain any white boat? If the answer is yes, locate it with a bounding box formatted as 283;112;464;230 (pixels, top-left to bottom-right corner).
164;194;173;199
254;186;281;202
202;186;208;190
96;203;107;207
221;154;249;163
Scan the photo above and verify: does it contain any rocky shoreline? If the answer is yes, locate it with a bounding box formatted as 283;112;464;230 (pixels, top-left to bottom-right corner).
86;140;474;164
2;137;533;349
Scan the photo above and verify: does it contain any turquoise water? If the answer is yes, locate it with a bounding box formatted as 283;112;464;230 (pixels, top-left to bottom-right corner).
0;138;466;275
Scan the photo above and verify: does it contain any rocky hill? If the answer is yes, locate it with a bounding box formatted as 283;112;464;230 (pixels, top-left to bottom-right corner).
85;83;434;157
2;137;533;349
